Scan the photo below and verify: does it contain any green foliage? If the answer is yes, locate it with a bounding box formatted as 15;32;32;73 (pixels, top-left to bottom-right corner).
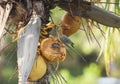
59;63;101;84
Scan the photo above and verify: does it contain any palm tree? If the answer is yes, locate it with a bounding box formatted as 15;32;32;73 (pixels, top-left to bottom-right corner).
0;0;120;84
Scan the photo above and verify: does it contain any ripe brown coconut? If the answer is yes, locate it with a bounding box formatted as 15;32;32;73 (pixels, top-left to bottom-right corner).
40;35;66;62
61;12;82;36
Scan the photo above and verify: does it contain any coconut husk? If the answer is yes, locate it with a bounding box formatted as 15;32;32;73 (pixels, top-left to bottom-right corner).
61;12;81;36
40;35;66;62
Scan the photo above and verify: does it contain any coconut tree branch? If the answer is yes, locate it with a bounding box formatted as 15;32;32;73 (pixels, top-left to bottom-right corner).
58;0;120;28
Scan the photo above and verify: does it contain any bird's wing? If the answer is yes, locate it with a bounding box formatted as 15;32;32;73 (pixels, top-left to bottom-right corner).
0;3;12;38
17;15;41;84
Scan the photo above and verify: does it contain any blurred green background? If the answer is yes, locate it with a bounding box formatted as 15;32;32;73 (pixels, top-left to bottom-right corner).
0;0;120;84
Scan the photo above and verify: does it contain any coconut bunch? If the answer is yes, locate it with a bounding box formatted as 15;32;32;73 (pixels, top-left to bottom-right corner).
28;36;66;81
27;11;83;82
26;22;66;82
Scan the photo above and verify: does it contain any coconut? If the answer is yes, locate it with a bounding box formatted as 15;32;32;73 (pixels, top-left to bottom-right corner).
61;12;81;36
28;56;47;81
40;35;66;62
